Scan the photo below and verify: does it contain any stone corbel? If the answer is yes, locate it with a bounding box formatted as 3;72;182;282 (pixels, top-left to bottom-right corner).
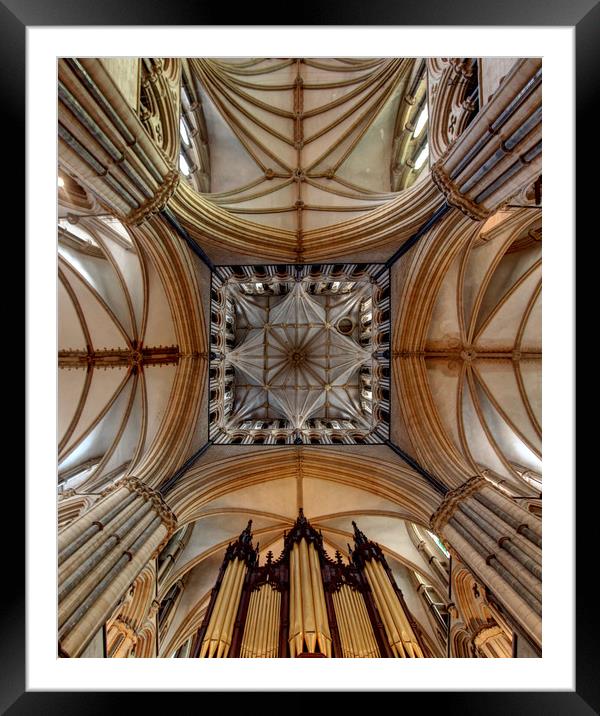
148;599;161;621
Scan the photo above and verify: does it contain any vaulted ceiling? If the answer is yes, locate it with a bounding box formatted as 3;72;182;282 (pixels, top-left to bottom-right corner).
57;57;541;657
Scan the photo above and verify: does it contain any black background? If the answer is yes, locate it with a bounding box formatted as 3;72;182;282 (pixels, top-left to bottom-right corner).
10;0;591;710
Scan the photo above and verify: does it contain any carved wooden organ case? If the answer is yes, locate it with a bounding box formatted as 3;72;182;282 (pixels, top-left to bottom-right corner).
192;510;430;658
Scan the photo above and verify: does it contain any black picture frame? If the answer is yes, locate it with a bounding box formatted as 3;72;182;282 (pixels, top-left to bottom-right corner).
11;0;590;711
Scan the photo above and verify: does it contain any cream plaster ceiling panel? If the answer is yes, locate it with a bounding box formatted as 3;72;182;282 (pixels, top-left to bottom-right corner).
460;230;514;336
475;262;541;351
180;474;298;522
59;244;133;339
59;366;128;461
474;245;540;331
460;377;514;480
58;369;133;473
58;280;87;351
59;261;129;351
518;359;542;430
58;367;88;445
423;361;463;448
335;85;404;192
302;476;416;524
141;364;178;456
472;377;541;473
424;247;463;350
195;84;263;193
93;377;145;480
96;228;146;338
519;289;542;352
139;255;178;349
473;361;541;456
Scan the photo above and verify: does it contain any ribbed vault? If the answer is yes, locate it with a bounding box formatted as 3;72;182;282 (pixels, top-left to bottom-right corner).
57;208;208;496
56;56;543;661
391;206;541;494
170;57;438;263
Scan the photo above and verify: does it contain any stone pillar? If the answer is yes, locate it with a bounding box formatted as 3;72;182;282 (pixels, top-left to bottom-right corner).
157;523;194;583
58;477;177;658
414;535;449;586
58;58;180;225
431;58;541;220
431;476;542;649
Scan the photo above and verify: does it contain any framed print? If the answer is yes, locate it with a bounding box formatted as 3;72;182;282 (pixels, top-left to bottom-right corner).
11;0;592;711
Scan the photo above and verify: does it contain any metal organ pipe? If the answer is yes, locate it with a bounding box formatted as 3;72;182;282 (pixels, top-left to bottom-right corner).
195;512;427;659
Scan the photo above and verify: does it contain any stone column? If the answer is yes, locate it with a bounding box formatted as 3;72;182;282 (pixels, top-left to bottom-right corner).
58;477;177;658
414;534;449;586
157;523;194;583
58;58;180;225
431;58;542;220
431;476;542;649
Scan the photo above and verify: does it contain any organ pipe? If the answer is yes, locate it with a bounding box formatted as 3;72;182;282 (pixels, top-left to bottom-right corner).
199;557;247;658
193;510;427;658
195;520;257;658
350;521;425;658
289;540;332;657
332;584;380;657
363;559;423;657
241;583;281;657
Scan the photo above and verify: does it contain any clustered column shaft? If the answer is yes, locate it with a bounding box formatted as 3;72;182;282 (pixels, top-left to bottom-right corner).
431;477;542;648
431;58;542;220
58;58;180;225
58;477;177;657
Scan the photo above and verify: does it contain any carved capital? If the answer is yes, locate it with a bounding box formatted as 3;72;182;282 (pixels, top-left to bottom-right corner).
431;161;490;221
124;169;180;226
472;622;504;648
58;488;78;500
430;475;486;533
113;475;179;537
